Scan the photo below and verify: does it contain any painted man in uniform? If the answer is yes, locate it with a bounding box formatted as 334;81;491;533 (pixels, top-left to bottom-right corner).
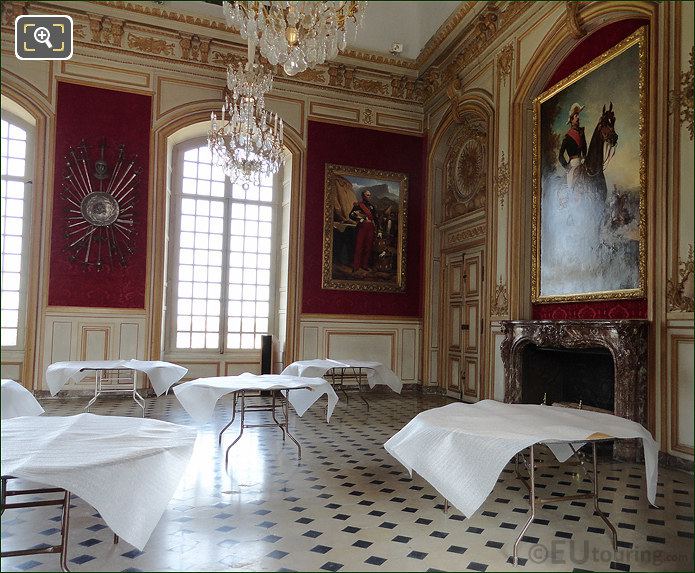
558;102;587;190
350;189;377;274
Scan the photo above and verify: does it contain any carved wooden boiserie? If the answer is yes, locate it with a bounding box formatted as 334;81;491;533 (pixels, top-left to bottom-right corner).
500;320;648;458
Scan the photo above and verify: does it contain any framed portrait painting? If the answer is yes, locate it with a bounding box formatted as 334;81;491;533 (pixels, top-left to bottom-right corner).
532;27;648;303
322;163;408;292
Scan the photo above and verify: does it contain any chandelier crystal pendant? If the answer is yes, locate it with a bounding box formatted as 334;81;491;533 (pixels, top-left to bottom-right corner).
208;47;284;187
223;1;368;76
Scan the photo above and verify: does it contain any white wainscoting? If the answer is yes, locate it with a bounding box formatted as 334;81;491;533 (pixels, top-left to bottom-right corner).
40;309;147;391
298;315;421;384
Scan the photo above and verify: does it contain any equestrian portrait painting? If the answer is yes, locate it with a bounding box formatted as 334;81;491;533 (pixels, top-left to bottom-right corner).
322;163;408;292
532;27;647;302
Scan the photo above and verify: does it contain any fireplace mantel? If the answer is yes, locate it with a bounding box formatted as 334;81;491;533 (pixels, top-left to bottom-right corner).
500;320;649;434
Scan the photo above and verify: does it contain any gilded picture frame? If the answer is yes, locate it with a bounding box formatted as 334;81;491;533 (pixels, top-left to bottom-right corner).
532;27;648;303
322;163;408;292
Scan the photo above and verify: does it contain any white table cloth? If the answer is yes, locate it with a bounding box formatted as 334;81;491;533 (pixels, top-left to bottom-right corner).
1;379;44;419
282;359;403;393
1;413;196;550
384;400;658;518
45;360;187;396
174;373;339;423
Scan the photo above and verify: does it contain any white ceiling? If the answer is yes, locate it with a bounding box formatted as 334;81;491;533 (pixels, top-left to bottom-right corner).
151;1;463;60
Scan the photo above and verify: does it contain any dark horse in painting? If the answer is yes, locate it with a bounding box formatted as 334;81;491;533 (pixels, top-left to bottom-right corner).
574;102;619;203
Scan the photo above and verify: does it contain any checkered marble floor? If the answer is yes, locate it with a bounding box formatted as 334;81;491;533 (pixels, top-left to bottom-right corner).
1;393;693;572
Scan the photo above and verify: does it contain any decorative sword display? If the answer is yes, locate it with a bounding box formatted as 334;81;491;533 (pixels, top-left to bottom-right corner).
61;139;140;270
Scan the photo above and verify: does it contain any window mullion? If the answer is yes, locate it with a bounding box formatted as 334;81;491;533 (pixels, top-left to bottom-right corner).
219;191;232;354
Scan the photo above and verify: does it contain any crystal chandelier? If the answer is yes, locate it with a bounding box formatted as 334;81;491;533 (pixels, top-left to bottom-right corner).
208;48;284;187
223;1;368;76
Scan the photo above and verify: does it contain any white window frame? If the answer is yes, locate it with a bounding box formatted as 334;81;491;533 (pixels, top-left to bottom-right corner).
1;110;34;350
165;136;281;355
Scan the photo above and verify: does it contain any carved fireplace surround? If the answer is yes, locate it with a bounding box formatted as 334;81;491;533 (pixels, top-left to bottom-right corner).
500;320;649;456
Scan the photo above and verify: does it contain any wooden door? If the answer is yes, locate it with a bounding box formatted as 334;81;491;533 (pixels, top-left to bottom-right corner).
441;248;484;401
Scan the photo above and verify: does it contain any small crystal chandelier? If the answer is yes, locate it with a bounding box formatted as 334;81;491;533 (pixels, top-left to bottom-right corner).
208;44;284;187
223;1;368;76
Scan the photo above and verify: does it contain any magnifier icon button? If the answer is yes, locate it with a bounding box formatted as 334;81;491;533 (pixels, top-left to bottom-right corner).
34;27;53;49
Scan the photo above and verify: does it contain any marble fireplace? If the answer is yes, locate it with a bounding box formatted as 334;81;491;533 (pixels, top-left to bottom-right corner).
500;320;649;459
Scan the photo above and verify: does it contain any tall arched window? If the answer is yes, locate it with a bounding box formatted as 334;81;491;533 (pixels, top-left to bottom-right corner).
1;111;33;348
166;138;279;353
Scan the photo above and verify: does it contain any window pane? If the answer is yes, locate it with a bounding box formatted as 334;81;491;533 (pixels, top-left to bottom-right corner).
172;142;278;352
1;117;29;348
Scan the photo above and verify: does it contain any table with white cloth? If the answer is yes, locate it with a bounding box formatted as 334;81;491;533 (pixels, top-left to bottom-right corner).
282;359;403;410
1;379;44;419
1;413;196;571
174;373;338;462
46;360;188;415
384;400;659;564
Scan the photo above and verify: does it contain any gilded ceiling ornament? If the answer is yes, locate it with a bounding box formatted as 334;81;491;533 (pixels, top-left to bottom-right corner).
362;108;373;124
88;15;124;47
353;78;388;96
564;1;585;40
179;33;210;63
127;33;175;56
666;244;694;312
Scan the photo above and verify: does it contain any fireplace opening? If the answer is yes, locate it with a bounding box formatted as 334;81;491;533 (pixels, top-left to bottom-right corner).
521;345;614;413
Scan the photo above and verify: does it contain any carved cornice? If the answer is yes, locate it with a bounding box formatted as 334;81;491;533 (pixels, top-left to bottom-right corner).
127;32;174;56
667;244;694;313
422;2;531;103
0;2;425;108
414;1;477;68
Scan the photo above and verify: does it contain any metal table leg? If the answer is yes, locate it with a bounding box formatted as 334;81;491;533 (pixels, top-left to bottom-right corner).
0;477;72;572
282;390;302;459
84;369;145;416
512;442;618;565
354;367;370;410
513;444;536;565
221;388;306;466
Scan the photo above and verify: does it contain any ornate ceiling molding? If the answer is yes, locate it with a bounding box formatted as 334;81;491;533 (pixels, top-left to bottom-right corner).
422;2;532;103
414;1;478;68
1;1;425;108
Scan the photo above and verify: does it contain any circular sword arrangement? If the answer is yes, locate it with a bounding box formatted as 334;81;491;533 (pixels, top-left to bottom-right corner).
62;140;140;270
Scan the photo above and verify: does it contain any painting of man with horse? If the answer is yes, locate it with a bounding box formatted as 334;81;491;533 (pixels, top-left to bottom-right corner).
533;28;647;302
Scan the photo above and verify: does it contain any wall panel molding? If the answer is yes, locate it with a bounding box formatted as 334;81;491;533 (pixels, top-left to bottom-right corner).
299;316;421;384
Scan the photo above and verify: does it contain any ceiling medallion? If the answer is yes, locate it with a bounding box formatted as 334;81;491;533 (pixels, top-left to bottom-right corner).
223;1;367;76
62;140;139;270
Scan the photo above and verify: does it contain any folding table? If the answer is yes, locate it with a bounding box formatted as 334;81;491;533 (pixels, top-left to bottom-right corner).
45;360;187;416
174;373;338;462
384;400;658;565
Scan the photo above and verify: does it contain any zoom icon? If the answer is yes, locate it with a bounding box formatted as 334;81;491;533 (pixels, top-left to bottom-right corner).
15;15;73;60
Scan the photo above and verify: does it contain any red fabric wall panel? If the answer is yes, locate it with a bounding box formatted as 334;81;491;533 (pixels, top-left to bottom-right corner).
302;121;426;317
48;82;151;308
532;18;649;320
